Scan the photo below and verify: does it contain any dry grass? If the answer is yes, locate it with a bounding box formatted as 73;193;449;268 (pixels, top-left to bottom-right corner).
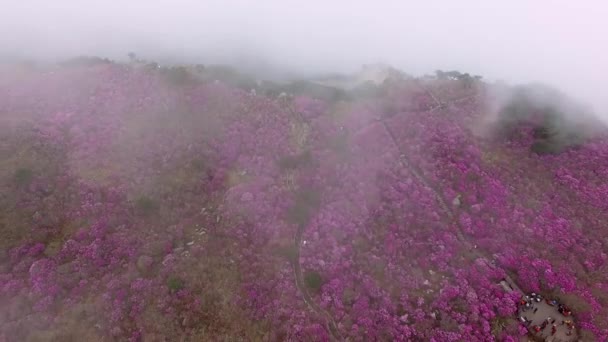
21;299;105;342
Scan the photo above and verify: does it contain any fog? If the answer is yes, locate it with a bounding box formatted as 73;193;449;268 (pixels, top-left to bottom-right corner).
2;0;607;117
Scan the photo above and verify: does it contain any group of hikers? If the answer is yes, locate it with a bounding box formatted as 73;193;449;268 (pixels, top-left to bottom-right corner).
518;292;575;338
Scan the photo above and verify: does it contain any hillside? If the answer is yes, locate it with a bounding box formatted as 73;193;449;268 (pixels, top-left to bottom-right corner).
1;60;607;341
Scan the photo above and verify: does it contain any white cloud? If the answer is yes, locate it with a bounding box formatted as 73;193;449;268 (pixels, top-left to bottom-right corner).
1;0;607;116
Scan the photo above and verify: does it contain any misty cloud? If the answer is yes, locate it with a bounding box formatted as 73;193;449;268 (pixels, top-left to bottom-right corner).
1;0;607;117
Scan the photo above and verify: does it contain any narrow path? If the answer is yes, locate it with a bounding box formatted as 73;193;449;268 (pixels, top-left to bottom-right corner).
284;100;342;341
293;223;343;341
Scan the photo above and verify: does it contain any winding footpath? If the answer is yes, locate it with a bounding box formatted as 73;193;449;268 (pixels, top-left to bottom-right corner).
293;222;343;341
285;101;343;341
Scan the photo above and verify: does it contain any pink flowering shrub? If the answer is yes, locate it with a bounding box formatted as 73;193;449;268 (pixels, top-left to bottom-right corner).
1;62;607;341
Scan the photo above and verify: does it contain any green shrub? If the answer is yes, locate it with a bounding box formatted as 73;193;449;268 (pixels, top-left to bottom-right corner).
490;317;509;337
277;150;314;171
532;126;551;140
287;81;344;102
349;82;383;99
304;271;323;293
167;276;185;292
296;188;321;208
342;288;356;306
190;158;207;171
286;188;321;227
276;245;298;262
328;134;350;155
161;66;196;86
531;140;562;155
60;56;113;67
13;168;33;186
135;196;159;216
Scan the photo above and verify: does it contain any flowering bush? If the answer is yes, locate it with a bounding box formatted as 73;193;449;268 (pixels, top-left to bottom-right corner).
1;62;607;341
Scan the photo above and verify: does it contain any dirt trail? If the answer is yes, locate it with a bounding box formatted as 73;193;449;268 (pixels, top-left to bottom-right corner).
293;223;343;341
285;101;342;341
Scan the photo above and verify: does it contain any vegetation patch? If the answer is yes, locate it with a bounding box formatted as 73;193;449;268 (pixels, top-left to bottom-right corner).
275;245;298;262
13;167;33;186
277;150;314;171
286;188;322;226
531;140;562;155
304;270;323;293
490;316;509;337
191;158;208;172
167;276;185;292
161;66;197;86
135;195;160;216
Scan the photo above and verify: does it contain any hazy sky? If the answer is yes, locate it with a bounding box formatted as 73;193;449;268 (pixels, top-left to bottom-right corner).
2;0;607;114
